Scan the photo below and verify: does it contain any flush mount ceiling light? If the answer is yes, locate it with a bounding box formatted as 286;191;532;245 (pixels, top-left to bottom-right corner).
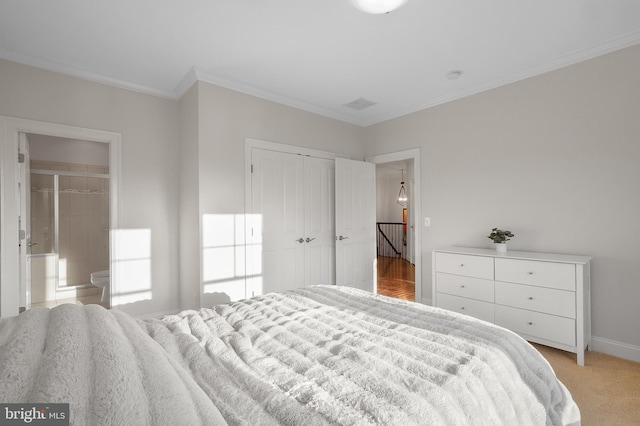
352;0;408;14
447;70;463;80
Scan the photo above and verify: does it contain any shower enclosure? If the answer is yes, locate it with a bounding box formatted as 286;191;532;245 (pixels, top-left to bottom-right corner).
29;161;109;307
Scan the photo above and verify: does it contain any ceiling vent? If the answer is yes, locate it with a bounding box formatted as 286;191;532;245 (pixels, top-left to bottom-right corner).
343;97;377;111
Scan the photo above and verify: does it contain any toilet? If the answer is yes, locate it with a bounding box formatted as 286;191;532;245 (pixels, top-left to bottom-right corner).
90;270;110;303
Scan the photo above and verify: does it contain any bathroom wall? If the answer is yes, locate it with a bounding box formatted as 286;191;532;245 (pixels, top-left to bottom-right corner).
30;160;109;290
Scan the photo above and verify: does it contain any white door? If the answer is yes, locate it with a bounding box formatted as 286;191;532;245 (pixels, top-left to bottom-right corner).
335;158;376;292
250;148;305;295
303;157;335;286
17;133;31;311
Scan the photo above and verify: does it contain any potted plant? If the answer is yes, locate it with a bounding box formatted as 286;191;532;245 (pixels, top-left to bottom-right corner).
487;228;514;253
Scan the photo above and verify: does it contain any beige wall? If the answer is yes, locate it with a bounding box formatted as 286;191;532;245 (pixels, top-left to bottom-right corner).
194;82;365;306
0;58;181;317
364;44;640;352
178;84;201;310
197;82;365;214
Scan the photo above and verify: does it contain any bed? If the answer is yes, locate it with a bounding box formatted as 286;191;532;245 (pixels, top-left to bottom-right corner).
0;285;579;425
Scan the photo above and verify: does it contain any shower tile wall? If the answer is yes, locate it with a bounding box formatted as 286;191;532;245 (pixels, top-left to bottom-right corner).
31;160;109;289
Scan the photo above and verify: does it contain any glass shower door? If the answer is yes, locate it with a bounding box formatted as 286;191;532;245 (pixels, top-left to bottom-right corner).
30;173;57;305
29;168;110;308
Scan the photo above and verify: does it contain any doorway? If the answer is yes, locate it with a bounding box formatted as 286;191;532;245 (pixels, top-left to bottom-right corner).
375;160;415;301
0;116;121;318
366;149;422;304
26;134;111;309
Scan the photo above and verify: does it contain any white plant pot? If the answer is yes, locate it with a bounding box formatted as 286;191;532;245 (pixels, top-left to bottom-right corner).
495;243;507;253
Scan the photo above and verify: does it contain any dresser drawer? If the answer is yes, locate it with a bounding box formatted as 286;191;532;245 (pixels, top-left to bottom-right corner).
495;258;576;291
495;281;575;318
436;273;494;302
435;252;493;280
437;293;494;323
495;305;575;346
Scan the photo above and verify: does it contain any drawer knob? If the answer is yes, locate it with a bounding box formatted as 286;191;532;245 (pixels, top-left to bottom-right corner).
460;285;465;288
528;296;534;300
528;322;533;325
460;264;465;267
461;307;465;310
527;271;534;275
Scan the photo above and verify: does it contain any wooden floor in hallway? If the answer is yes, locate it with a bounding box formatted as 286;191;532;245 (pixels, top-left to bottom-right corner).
377;256;415;302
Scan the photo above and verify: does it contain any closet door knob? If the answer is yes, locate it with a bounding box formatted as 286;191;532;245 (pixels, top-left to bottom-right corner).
295;238;304;243
305;237;316;243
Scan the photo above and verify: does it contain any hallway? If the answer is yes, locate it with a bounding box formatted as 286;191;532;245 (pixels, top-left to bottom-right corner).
376;256;415;302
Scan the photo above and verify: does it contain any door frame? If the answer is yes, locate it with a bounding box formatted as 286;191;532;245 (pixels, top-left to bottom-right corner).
0;116;121;317
366;148;422;304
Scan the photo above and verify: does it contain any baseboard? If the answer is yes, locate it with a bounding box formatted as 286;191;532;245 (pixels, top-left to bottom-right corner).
591;336;640;363
420;297;433;306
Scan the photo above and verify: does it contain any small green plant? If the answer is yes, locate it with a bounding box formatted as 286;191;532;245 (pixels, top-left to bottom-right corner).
487;228;514;244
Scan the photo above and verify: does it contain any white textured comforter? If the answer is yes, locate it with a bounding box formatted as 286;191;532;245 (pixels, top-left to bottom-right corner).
0;285;580;425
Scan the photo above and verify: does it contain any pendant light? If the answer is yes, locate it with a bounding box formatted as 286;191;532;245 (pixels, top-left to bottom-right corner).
352;0;408;14
397;169;407;207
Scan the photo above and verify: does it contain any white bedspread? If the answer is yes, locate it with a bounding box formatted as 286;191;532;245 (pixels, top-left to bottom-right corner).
0;285;580;425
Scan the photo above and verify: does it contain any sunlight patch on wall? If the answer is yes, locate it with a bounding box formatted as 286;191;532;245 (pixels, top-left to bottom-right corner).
111;229;152;306
57;257;67;287
202;214;248;299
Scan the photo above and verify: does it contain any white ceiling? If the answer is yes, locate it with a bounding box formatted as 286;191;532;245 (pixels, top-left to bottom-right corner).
2;0;640;126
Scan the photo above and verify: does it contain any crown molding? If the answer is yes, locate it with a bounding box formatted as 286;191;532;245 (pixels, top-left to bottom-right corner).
366;30;640;126
173;67;199;99
3;29;640;128
185;67;369;126
0;47;177;100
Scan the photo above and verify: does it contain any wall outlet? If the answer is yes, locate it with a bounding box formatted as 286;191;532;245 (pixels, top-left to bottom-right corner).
424;217;431;227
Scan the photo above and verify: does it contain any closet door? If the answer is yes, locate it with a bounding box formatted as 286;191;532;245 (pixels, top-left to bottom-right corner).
303;157;335;286
250;149;304;294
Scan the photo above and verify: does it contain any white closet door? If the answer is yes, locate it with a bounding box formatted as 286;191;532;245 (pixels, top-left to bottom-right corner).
250;149;304;294
304;157;335;286
335;158;376;292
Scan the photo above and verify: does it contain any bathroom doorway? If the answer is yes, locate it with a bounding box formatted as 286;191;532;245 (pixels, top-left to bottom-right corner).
1;116;121;317
24;134;111;309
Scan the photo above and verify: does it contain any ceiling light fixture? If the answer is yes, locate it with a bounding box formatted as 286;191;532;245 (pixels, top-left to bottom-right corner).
447;70;463;80
352;0;408;14
397;169;408;207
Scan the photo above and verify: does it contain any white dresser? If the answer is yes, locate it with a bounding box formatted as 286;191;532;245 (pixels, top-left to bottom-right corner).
432;247;591;365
